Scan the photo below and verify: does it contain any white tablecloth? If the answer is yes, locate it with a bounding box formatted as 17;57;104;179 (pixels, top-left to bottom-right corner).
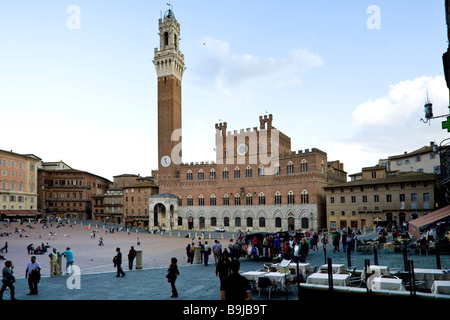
286;262;313;274
371;277;405;291
306;273;350;286
241;271;291;290
319;264;346;274
431;280;450;295
362;265;390;280
241;271;268;282
264;272;292;290
413;268;450;290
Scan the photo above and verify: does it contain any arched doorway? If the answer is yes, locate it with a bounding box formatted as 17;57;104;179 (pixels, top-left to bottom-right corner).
199;216;205;229
188;216;194;230
288;217;295;231
153;203;166;228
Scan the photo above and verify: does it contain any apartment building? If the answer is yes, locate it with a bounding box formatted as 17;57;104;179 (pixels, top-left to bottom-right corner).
0;149;41;220
323;165;438;232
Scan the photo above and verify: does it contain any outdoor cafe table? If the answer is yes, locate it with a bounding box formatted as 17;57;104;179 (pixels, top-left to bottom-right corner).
274;262;313;275
306;273;350;286
371;277;406;291
319;263;346;274
264;271;292;290
362;265;390;280
241;271;268;282
431;280;450;295
413;269;450;290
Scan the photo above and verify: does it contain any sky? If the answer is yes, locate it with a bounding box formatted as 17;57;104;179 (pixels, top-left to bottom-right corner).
1;1;449;181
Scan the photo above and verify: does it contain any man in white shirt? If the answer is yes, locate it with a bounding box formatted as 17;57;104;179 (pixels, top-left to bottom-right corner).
25;256;41;295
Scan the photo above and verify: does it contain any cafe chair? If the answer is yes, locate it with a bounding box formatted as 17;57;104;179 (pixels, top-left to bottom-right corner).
348;267;363;287
258;277;274;298
389;267;402;276
404;280;425;292
380;275;399;279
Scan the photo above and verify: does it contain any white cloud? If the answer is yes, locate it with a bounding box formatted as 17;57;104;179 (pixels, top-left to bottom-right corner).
352;76;448;128
325;76;450;176
189;36;324;91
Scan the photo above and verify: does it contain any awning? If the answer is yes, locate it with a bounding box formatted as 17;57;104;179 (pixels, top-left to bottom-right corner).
408;205;450;237
0;210;41;217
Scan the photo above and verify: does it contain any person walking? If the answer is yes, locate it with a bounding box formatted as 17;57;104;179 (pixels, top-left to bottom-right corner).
186;243;192;264
0;260;15;300
203;241;211;266
299;238;309;263
61;247;74;275
25;256;41;295
113;247;126;277
212;240;222;265
220;260;252;301
49;248;59;276
215;251;230;285
332;231;340;253
166;257;179;298
128;246;136;270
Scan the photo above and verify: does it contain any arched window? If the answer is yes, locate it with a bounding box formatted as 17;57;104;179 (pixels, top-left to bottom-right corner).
186;170;193;181
258;165;265;177
274;164;281;176
223;194;229;206
177;195;182;206
246;193;253;205
234;166;240;179
234;193;241;206
187;195;193;206
301;159;308;173
259;217;266;228
198;194;204;206
224;216;230;227
287;191;295;204
247;217;253;227
210;194;216;206
275;217;282;228
245;165;252;178
211;216;217;226
223;167;229;179
301;217;309;229
164;32;169;46
198;169;204;181
301;190;309;204
235;217;241;227
258;193;266;205
275;191;282;205
287;161;294;174
209;169;216;180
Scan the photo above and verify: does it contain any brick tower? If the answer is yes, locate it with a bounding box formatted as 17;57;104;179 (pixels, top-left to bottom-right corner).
153;9;185;180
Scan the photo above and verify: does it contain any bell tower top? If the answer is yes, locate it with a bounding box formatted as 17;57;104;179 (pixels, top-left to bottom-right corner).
153;8;185;81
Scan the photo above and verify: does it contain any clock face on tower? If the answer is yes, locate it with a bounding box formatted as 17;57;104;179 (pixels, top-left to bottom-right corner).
160;155;171;167
237;143;249;156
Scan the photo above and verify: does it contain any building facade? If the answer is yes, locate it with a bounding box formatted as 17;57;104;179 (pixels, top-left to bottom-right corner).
0;149;41;220
38;161;112;220
323;166;438;232
378;142;441;174
93;174;159;227
149;9;347;233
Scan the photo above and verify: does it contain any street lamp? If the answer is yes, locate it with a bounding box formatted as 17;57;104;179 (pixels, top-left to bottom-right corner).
420;100;450;132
